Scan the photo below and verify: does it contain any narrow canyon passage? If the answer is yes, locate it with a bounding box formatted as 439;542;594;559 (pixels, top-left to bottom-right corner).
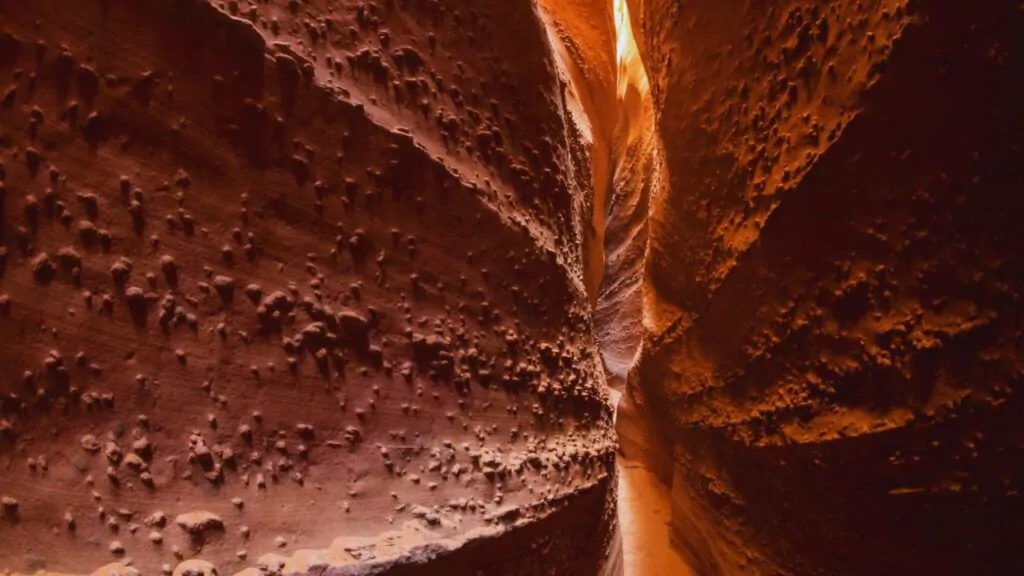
0;0;1022;575
551;1;690;573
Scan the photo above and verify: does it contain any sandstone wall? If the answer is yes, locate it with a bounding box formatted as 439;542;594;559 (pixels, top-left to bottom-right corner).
0;0;616;573
629;0;1024;574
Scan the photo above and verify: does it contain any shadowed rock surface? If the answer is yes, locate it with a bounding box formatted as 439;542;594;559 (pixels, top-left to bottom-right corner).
628;0;1024;574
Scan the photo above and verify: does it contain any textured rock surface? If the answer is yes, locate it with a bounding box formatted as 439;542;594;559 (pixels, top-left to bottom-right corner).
628;0;1024;574
5;0;1021;574
0;0;616;573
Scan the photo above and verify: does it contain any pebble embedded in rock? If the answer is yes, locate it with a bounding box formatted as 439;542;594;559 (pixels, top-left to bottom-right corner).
174;511;224;536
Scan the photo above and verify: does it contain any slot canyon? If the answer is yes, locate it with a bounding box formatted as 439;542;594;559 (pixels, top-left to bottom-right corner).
0;0;1021;574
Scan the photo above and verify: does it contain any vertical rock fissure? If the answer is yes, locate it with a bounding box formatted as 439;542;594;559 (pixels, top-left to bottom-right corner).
601;4;696;575
594;0;662;383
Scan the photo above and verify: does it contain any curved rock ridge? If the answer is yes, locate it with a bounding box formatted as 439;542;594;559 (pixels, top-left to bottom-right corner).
12;475;615;576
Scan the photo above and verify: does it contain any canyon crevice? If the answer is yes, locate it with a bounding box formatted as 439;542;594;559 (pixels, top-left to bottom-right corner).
1;0;1022;575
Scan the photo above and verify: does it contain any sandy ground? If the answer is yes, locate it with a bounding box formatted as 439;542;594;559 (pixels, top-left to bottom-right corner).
617;459;694;576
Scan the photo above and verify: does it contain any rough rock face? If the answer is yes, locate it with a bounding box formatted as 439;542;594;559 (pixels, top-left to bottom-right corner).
628;0;1024;574
0;0;617;574
5;0;1021;573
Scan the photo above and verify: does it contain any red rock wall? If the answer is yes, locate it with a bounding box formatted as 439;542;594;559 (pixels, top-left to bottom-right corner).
630;0;1024;574
0;0;616;573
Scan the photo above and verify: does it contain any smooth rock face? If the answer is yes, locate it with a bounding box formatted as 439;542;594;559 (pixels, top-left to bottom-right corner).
628;0;1024;574
0;0;616;574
